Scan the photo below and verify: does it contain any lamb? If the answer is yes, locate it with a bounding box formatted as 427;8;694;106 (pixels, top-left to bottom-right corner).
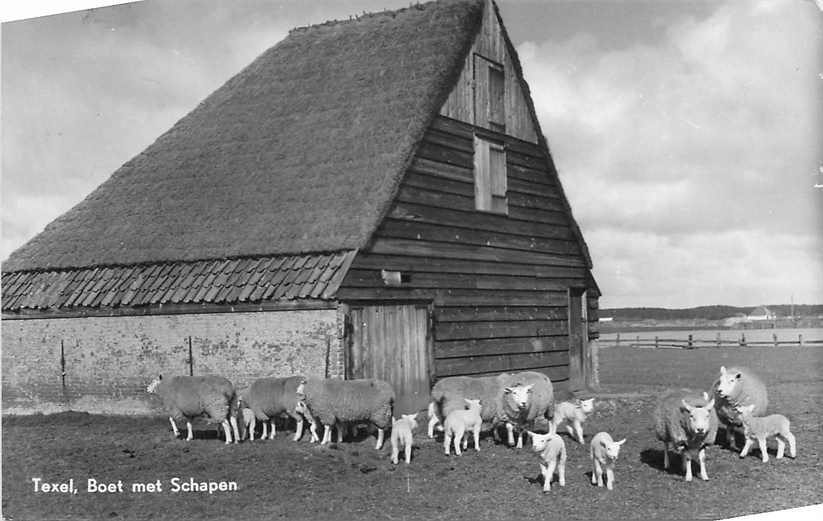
711;366;768;449
241;375;307;441
390;413;419;464
503;371;555;449
589;432;626;490
551;397;594;445
296;377;394;450
527;431;566;492
443;398;482;456
427;372;548;448
146;374;240;444
653;388;718;482
238;402;256;441
737;404;797;462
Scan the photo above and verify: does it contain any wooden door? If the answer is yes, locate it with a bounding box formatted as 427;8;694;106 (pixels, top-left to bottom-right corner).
568;288;587;389
347;303;432;415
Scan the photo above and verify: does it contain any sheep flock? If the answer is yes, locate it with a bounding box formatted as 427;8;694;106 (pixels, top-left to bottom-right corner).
145;363;797;493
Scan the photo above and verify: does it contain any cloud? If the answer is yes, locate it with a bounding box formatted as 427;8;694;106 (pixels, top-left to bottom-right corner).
519;0;823;307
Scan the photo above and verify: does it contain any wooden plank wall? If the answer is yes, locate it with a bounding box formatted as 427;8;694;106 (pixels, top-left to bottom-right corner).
439;0;538;143
338;116;598;383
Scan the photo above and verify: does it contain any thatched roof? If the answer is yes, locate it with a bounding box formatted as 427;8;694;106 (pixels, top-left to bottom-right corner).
3;0;484;273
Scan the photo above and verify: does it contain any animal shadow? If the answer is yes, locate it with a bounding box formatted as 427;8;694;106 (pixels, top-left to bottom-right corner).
640;448;685;476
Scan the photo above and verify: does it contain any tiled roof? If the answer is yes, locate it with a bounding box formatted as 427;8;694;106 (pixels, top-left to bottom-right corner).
1;251;355;312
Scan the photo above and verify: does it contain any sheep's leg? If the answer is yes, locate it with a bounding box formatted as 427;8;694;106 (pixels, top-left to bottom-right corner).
169;417;180;438
594;460;603;487
564;423;574;438
605;465;614;490
454;426;464;456
427;404;439;438
405;441;412;464
336;422;344;444
663;442;670;469
230;416;239;443
574;421;585;444
461;433;468;450
558;453;566;487
739;438;753;458
506;422;516;446
186;421;194;441
725;425;737;449
541;463;551;492
375;427;385;450
248;416;256;441
293;418;304;442
473;426;481;452
698;447;709;481
269;420;276;440
261;421;268;440
444;430;452;456
221;419;232;444
391;443;399;465
516;430;524;449
321;424;332;445
785;431;797;458
775;436;786;459
308;420;319;443
684;455;693;482
757;436;769;463
547;419;556;435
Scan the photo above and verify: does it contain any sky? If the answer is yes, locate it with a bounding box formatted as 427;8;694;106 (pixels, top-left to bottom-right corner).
1;0;821;309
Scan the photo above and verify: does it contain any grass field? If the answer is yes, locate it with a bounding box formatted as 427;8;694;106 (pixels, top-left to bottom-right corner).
3;345;822;521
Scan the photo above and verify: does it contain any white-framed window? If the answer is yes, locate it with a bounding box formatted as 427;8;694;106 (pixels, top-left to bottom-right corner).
473;135;507;214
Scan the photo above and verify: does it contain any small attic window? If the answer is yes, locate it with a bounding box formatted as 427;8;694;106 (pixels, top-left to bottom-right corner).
474;54;505;133
473;136;507;214
488;64;505;132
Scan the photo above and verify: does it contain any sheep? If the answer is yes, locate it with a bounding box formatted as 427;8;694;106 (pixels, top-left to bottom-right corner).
241;375;307;441
502;371;555;448
427;373;548;448
737;404;797;462
589;432;626;490
238;403;256;441
653;388;718;482
551;397;594;445
390;413;419;464
527;431;566;493
443;398;482;456
146;374;240;444
711;365;768;449
296;377;394;450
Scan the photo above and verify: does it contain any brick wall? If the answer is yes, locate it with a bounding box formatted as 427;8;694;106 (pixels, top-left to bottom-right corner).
1;308;342;415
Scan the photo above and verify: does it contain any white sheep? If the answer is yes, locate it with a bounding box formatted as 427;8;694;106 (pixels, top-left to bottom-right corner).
589;432;626;490
711;365;768;449
238;403;256;440
296;378;394;450
551;397;594;445
503;371;555;448
443;398;482;456
146;374;240;444
242;375;307;441
427;373;544;447
527;431;566;492
653;389;718;481
390;413;419;464
737;404;797;462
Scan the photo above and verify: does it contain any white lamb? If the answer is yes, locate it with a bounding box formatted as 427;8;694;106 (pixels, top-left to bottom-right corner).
551;397;594;444
443;398;482;456
527;431;566;493
653;389;718;482
711;366;768;449
390;413;419;464
146;374;240;444
737;404;797;463
589;431;626;490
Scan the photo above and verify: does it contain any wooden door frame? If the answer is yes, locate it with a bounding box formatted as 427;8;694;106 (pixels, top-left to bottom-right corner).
342;300;435;390
567;287;588;390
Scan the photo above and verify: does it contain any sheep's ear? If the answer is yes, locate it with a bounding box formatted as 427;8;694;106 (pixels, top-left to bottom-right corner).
464;398;472;405
705;398;715;410
681;400;694;412
504;387;512;394
702;392;709;401
720;366;727;375
615;438;626;446
525;384;534;392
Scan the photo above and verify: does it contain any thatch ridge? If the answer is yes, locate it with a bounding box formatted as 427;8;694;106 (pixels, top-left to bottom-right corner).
4;0;485;273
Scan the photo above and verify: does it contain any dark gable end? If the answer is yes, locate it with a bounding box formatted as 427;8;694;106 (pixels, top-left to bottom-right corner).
3;0;485;274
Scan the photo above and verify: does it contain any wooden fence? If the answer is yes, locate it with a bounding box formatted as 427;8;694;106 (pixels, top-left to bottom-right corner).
606;332;823;350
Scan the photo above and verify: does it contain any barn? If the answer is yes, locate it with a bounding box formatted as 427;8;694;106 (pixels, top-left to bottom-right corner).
1;0;600;416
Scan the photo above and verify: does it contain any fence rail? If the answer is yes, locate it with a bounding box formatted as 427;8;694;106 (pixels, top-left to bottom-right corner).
603;332;823;350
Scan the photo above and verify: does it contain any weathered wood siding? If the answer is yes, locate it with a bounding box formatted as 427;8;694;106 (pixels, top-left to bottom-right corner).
338;116;598;383
439;0;538;143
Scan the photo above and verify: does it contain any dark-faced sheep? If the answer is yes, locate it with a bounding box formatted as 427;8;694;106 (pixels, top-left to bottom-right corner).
296;378;394;450
711;365;768;449
653;388;718;481
146;375;240;444
241;375;307;441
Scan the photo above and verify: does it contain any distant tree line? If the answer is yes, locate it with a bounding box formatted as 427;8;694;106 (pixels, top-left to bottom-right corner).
600;305;823;321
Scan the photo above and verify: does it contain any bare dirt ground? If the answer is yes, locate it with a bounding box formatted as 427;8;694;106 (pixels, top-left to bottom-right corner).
3;345;822;521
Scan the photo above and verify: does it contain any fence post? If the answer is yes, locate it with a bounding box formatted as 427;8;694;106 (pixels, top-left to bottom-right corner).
740;333;746;347
654;336;659;349
60;340;67;401
616;333;620;347
799;333;803;347
716;332;721;348
772;333;778;348
188;336;194;376
688;334;693;349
